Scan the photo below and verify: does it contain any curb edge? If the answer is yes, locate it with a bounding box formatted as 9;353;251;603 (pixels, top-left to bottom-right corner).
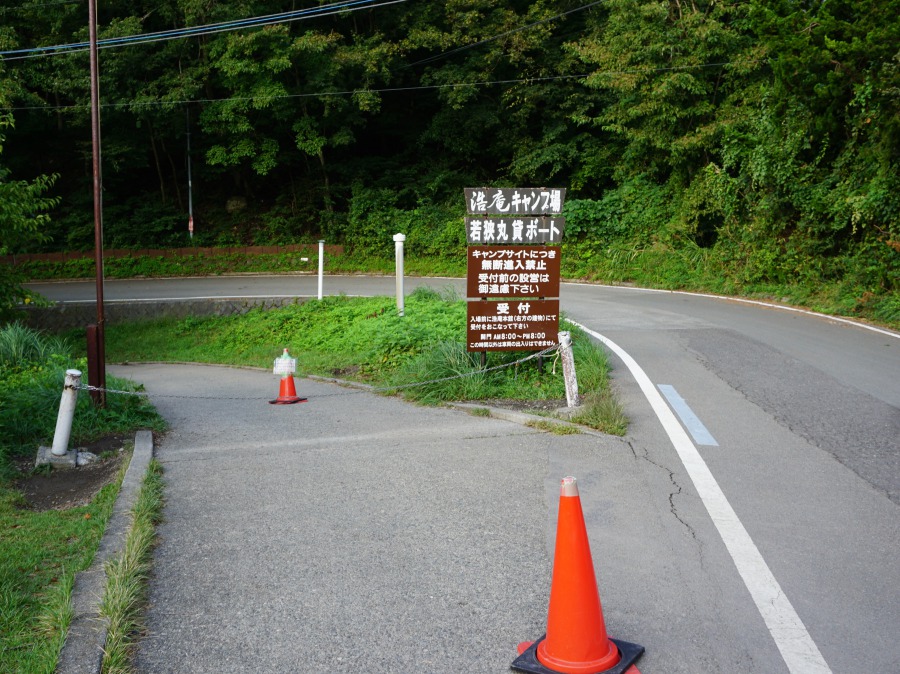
55;430;154;674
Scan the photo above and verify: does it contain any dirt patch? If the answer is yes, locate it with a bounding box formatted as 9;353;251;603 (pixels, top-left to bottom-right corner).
477;398;567;413
330;365;361;378
13;434;132;511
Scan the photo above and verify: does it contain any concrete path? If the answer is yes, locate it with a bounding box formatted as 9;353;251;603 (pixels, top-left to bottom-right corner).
109;356;896;674
113;364;649;673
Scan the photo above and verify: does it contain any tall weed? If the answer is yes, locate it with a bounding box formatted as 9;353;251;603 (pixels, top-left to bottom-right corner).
0;322;70;367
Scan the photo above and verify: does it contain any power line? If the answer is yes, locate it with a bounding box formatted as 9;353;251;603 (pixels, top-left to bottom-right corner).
1;63;740;113
0;0;745;115
0;0;404;60
0;0;80;12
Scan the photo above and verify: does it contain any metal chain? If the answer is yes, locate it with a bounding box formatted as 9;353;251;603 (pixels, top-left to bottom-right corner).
75;345;561;401
75;383;263;400
364;344;560;394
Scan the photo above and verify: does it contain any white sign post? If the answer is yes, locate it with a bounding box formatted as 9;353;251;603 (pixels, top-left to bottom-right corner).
393;233;406;317
317;239;325;300
558;331;580;408
51;369;82;457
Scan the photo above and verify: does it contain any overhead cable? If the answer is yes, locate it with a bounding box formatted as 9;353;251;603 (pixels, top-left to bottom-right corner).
0;0;406;61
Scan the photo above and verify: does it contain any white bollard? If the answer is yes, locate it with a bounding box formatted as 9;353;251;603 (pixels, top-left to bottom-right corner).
558;332;580;408
393;233;406;317
317;239;325;300
51;369;82;457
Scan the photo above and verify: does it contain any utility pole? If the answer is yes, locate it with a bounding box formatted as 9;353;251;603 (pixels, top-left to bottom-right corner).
88;0;106;406
187;106;194;240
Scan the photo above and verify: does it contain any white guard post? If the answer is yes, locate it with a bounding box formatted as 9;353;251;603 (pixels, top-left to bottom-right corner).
557;332;580;408
51;369;82;456
393;233;406;317
318;239;325;300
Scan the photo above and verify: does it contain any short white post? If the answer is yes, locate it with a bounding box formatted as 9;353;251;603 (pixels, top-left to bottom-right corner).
51;369;82;457
317;239;325;300
393;233;406;317
558;332;580;408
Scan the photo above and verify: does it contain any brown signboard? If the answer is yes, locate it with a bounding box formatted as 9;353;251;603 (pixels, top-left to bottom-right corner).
467;246;561;298
467;299;559;352
465;217;565;244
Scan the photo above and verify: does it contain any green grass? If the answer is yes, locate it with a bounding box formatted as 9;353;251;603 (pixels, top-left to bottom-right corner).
17;250;467;283
526;419;582;435
561;241;900;331
0;323;166;674
97;288;630;432
0;462;125;674
100;460;164;674
98;288;619;414
570;390;629;436
99;290;465;375
0;363;166;482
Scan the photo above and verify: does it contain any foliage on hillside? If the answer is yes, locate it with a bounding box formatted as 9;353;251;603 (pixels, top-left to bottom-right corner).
0;0;897;318
0;113;58;319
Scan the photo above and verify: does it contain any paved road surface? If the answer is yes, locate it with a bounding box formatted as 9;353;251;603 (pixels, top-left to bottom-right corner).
33;275;900;673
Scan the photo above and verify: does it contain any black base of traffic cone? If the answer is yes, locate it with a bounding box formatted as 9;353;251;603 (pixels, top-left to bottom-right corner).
268;396;307;405
512;636;643;674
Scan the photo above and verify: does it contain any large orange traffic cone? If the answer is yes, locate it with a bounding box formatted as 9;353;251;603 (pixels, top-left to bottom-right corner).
512;476;643;674
268;374;307;405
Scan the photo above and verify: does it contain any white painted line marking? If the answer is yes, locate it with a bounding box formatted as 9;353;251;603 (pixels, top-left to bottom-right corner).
572;321;832;674
658;385;719;446
57;295;326;303
563;282;900;339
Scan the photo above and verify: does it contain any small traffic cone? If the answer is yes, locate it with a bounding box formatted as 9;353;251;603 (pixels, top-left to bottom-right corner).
512;476;643;674
269;374;306;405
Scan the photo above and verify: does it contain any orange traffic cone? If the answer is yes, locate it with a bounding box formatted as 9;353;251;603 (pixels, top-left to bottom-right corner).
512;476;643;674
268;374;307;405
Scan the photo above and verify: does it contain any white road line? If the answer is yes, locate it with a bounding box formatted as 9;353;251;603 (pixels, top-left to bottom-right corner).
658;385;719;446
572;321;832;674
57;295;323;303
563;282;900;339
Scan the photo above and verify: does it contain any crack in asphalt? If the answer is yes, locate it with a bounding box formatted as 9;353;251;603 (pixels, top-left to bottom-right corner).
629;440;698;542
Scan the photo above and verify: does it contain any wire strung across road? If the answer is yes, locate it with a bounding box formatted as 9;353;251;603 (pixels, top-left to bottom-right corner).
75;345;561;401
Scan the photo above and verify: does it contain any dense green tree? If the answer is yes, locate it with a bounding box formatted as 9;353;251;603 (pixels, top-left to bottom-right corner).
0;0;895;306
0;112;58;317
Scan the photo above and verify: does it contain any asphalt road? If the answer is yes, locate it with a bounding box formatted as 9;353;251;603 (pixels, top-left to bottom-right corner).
30;275;900;673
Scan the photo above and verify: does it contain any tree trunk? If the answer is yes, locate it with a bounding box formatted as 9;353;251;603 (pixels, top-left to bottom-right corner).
148;122;167;205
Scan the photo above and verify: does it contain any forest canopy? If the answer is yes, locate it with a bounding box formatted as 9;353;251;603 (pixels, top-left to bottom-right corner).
0;0;897;314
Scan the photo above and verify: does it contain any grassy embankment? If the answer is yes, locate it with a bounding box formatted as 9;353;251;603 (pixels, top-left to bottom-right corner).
98;286;626;431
